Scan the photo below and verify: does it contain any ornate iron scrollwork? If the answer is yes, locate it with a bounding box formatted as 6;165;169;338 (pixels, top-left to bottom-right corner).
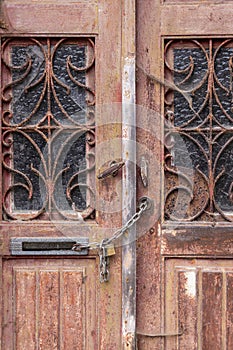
1;37;95;221
164;39;233;222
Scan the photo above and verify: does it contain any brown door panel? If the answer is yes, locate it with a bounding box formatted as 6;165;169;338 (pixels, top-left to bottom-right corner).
2;257;97;349
165;258;233;349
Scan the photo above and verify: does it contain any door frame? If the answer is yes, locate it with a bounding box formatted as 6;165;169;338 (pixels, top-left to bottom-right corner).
121;0;137;348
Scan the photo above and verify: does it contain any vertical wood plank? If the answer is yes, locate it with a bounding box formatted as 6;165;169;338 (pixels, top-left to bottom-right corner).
164;259;177;350
14;269;36;350
222;272;227;350
0;257;2;350
197;270;203;350
178;270;198;350
96;0;123;348
226;273;233;349
61;270;84;350
202;272;223;349
38;270;59;350
136;1;162;348
2;260;13;349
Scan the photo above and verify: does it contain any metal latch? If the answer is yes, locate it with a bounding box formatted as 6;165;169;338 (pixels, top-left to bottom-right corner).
137;329;184;338
10;237;89;255
140;156;148;187
97;160;125;180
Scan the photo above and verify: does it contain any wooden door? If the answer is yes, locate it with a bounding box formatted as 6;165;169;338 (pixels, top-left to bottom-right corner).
137;0;233;349
0;0;124;349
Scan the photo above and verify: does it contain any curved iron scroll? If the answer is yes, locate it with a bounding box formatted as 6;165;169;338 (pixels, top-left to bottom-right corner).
164;39;233;222
1;37;95;221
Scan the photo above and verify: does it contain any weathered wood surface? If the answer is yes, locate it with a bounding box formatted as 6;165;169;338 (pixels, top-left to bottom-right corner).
136;0;233;348
165;259;233;349
162;226;233;256
1;1;98;34
2;258;97;349
122;0;137;348
0;0;123;349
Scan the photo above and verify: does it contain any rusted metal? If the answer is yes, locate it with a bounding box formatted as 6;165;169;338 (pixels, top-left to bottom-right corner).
122;0;136;348
139;156;148;187
0;0;7;30
0;20;7;30
162;225;233;256
1;37;95;221
137;329;184;337
97;160;125;179
164;39;233;222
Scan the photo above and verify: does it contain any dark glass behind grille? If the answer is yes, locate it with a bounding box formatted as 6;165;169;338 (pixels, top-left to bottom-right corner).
174;48;209;128
1;38;94;218
165;41;233;221
12;44;86;126
13;132;47;210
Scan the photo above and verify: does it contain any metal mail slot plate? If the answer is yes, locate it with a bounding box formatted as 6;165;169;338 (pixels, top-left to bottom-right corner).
10;237;89;256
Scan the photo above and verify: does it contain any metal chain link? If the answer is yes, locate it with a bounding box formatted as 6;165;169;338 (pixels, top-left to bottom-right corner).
101;197;150;246
72;197;151;282
72;197;151;252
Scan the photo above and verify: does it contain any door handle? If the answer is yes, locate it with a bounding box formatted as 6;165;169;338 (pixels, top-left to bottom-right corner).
140;156;148;187
137;327;184;338
97;160;125;180
97;158;149;187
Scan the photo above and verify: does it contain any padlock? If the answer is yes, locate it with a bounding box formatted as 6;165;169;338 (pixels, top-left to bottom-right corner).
105;244;116;257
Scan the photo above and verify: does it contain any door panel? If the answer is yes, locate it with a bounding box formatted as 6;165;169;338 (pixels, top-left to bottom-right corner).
165;259;233;349
137;0;233;349
2;258;97;349
162;227;233;256
161;5;233;36
2;1;98;34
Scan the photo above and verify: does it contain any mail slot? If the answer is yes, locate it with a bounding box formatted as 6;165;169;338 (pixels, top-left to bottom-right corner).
22;241;76;251
10;237;89;255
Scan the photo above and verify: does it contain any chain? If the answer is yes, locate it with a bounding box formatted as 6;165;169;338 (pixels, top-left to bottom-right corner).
72;197;151;282
72;197;150;252
102;197;150;246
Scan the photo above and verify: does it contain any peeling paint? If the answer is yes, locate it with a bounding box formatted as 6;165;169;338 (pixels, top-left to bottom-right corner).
124;251;133;269
184;271;196;298
122;57;136;105
122;2;136;348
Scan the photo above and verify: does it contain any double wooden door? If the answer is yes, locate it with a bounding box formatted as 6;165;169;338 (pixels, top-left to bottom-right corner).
137;0;233;349
2;0;233;349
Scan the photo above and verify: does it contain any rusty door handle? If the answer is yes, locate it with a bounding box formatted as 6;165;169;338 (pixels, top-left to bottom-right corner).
136;329;184;338
140;156;148;187
97;161;125;180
